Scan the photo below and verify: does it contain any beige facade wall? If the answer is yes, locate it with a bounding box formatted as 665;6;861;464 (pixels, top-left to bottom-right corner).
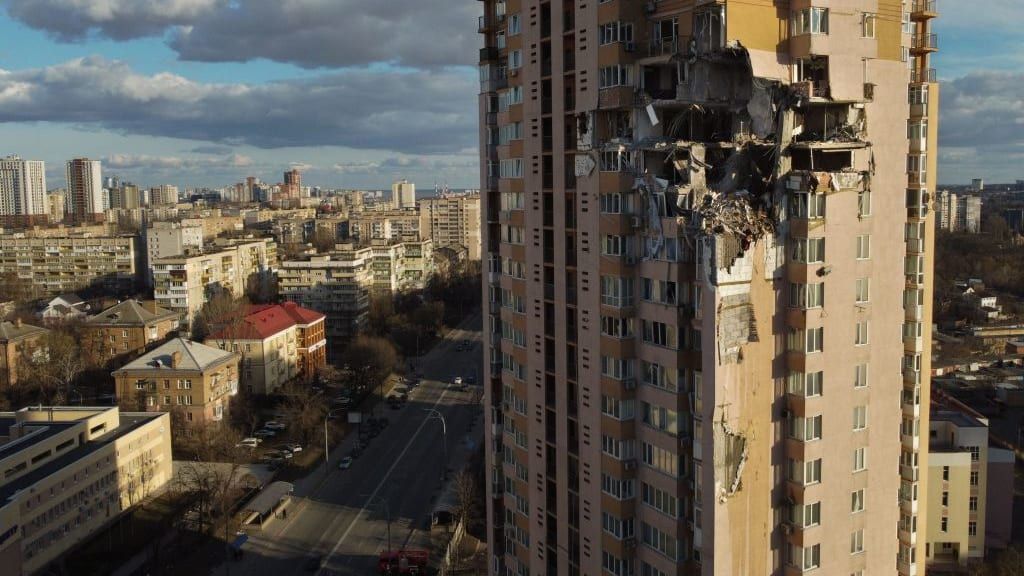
0;235;139;296
206;330;298;395
113;358;238;425
419;194;482;260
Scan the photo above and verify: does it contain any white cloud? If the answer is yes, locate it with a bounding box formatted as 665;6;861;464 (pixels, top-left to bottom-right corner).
2;0;224;40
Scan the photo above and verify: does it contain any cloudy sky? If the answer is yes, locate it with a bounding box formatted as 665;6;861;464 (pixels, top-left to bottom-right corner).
0;0;1018;189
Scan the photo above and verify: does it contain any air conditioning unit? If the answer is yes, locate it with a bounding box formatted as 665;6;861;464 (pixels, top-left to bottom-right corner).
624;42;636;53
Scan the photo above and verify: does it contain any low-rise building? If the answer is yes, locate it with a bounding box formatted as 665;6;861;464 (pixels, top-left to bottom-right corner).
204;302;325;394
39;294;89;324
112;338;239;425
926;410;1014;570
0;235;140;297
81;299;181;367
0;406;172;576
152;239;275;327
0;320;48;387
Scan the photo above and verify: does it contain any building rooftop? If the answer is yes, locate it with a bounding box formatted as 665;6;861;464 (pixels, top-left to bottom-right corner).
0;320;47;342
207;303;324;340
933;409;986;429
0;411;161;504
86;299;179;327
114;337;235;372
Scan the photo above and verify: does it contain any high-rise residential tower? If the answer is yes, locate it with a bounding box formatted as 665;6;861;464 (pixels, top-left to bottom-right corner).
65;157;103;222
479;1;939;575
0;156;47;217
392;179;416;209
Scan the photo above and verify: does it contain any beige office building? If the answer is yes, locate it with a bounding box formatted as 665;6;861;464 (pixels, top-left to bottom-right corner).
420;193;482;260
152;239;276;327
479;1;939;575
392;179;416;209
0;406;173;576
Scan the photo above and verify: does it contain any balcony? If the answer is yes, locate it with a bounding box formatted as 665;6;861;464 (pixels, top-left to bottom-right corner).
898;524;918;546
911;68;937;84
905;304;924;323
901;464;920;482
481;47;499;62
911;0;938;20
911;33;938;55
902;431;920;451
906;237;925;255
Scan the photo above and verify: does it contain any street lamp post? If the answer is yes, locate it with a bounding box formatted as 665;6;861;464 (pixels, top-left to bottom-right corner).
423;409;448;482
324;408;342;471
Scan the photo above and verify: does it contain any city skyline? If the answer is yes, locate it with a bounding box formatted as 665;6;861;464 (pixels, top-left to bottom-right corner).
0;0;1018;188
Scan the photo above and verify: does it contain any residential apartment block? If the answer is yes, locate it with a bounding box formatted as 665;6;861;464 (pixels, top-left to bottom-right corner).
936;191;981;234
205;302;326;395
0;156;47;221
420;193;483;260
478;1;939;575
0;235;140;296
64;158;104;223
112;338;239;425
81;299;181;367
144;221;204;286
349;209;422;243
0;406;172;576
925;410;1014;571
393;179;416;209
0;320;48;388
152;239;276;327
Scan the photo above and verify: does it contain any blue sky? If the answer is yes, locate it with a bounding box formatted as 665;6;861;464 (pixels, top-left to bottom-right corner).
0;0;1019;189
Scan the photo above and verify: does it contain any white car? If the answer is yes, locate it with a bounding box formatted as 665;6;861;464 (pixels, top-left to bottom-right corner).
236;438;260;449
453;376;463;386
264;421;287;430
338;456;354;470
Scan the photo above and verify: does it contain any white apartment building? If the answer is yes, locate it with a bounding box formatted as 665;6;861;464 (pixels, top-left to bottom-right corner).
0;156;47;216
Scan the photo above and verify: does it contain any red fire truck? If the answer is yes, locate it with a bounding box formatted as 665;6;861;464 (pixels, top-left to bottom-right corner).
378;549;429;574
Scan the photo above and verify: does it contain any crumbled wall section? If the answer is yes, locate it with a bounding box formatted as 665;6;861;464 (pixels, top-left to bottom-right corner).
714;419;749;501
717;293;754;364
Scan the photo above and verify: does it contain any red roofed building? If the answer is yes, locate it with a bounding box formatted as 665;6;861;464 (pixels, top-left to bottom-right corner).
204;302;326;394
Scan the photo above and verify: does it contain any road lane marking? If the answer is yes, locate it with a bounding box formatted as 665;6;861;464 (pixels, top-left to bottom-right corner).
317;386;451;574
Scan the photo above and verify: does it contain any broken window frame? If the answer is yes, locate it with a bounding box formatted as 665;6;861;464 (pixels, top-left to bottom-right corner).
852;489;866;513
599;64;634;89
601;149;635;172
858;190;872;218
642;319;679;350
601;315;635;339
641;401;680;436
861;12;877;38
693;5;725;54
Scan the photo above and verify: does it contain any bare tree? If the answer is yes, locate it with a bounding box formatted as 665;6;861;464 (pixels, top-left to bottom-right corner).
342;336;398;396
21;329;84;404
192;291;250;342
277;381;327;446
175;422;251;538
453;469;478;527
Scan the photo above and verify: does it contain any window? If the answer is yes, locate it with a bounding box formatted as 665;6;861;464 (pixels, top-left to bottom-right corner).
790;502;821;528
601;435;635;460
969;521;978;537
601;474;635;500
600;65;633;89
599;21;634;45
602;235;632;256
787;371;823;397
602;512;635;539
641;521;679;560
602;395;635;420
788;458;822;485
641;482;679;517
508;49;522;69
856;235;871;259
788;543;821;570
499;158;523;179
789;282;824;309
601;316;634;339
851;529;864;554
601;356;634;380
792;192;825;219
642;442;681;477
600;193;624;214
602;551;629;576
909;84;929;106
788;328;824;354
858;190;872;217
970;496;978;511
601;276;634;307
642;402;680;435
967;446;980;462
854;363;868;388
941;491;948;506
861;13;876;38
642;361;678;392
855;278;870;303
853;447;867;472
971;471;979;486
498;122;523;144
855;321;869;345
601;149;634;172
942;466;949;481
851;489;865;513
788;415;823;441
853;406;867;430
792;7;829;35
941;517;948;532
908;120;928;141
792;238;825;263
508;14;521;35
641;278;678;305
642;320;678;349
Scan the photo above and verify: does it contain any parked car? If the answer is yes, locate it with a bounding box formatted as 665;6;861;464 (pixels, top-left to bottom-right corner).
280;443;302;453
452;376;463;386
236;438;260;449
263;421;287;430
277;450;293;459
338;456;354;470
254;429;277;439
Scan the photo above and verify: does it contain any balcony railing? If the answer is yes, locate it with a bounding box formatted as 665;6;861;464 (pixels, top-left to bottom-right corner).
911;33;938;52
911;0;937;18
911;68;937;84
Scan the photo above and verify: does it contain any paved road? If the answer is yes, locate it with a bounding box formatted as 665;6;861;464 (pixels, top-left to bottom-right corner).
223;316;484;576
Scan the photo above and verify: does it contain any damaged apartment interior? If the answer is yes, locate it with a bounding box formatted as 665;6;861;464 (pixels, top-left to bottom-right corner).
481;1;937;574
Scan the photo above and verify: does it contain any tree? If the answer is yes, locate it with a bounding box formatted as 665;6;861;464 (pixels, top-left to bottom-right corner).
21;329;84;405
192;291;250;342
342;336;398;395
971;545;1024;575
453;469;478;526
367;293;395;336
312;229;337;254
277;381;327;446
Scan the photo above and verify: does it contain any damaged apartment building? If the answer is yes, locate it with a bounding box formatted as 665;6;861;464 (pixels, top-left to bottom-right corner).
480;1;938;576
